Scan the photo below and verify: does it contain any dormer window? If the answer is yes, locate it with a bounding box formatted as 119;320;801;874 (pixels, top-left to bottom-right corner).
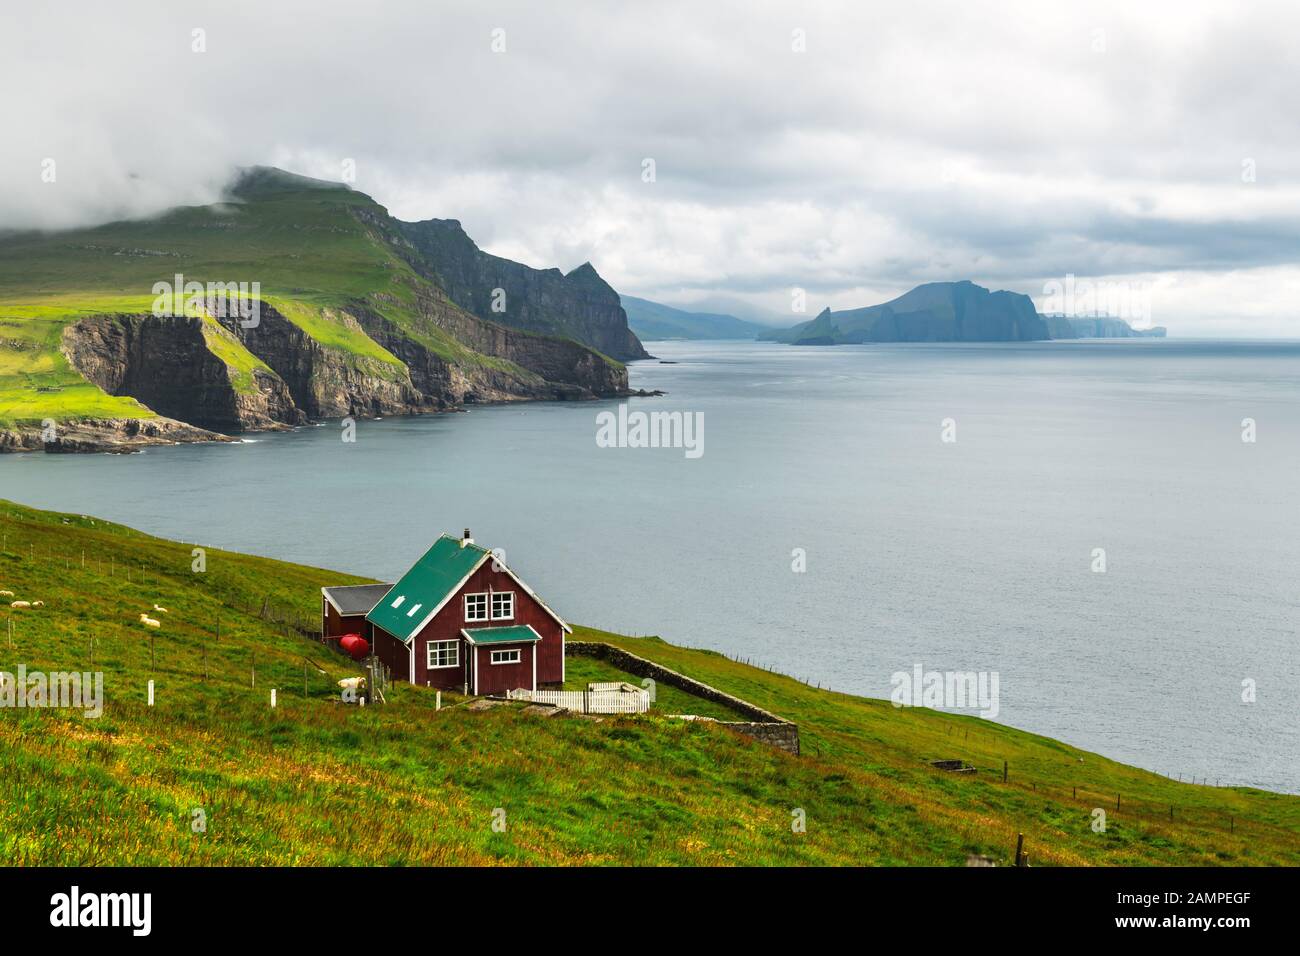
491;591;515;620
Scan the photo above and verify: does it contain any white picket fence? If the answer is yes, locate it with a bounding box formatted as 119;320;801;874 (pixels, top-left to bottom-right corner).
507;682;650;714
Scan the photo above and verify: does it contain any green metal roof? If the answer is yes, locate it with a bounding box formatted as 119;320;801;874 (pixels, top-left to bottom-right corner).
463;625;542;645
366;535;490;642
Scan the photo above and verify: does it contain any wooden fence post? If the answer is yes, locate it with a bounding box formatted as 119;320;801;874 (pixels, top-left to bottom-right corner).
1015;833;1025;867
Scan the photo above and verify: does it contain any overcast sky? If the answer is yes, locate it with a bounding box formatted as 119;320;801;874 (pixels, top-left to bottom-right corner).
3;0;1299;334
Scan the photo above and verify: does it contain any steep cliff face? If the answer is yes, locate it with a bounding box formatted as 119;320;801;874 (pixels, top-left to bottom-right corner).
61;315;300;432
210;304;430;419
395;217;651;361
58;298;628;447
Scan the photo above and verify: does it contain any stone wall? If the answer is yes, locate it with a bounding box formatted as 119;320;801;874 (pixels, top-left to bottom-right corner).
566;641;799;755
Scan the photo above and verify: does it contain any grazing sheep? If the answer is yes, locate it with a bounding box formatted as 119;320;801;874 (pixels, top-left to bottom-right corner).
31;601;44;608
10;601;30;609
0;590;13;598
139;614;161;629
337;676;367;692
152;604;168;613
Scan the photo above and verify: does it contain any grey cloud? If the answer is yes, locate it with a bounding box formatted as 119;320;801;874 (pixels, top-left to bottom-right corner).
1;0;1298;332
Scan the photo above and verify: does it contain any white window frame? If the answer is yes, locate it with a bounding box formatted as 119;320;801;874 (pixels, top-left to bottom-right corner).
427;639;460;669
464;593;488;622
491;591;515;621
490;648;521;665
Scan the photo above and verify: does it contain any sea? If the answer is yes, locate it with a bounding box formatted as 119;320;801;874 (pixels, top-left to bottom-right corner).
2;338;1297;792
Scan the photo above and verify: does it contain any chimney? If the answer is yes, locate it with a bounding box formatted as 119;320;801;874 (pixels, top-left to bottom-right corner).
461;528;473;548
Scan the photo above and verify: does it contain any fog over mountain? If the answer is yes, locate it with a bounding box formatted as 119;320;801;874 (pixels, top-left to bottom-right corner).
3;0;1299;335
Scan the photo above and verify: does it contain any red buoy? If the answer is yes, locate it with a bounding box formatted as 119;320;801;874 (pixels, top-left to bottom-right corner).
339;633;370;661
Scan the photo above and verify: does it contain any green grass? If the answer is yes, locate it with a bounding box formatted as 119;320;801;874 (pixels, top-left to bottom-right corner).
0;298;161;425
199;317;273;396
0;499;1295;866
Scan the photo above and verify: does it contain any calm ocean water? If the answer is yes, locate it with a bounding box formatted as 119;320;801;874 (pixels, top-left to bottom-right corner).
2;339;1297;792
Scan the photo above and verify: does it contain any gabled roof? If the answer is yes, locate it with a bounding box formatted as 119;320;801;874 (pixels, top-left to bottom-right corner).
462;625;542;645
322;583;394;617
366;535;490;642
366;533;573;644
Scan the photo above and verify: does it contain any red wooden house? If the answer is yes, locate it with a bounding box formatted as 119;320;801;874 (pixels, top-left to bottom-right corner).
321;530;569;696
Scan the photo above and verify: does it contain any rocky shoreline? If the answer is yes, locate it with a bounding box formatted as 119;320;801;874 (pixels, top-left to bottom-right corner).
0;383;661;455
0;416;235;454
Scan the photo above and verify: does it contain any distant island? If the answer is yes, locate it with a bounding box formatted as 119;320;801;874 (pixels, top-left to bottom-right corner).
760;281;1167;345
1048;315;1167;338
621;295;769;340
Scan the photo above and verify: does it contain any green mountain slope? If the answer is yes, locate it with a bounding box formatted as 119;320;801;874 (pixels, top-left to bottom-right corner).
764;281;1051;344
0;168;628;450
0;499;1293;865
621;295;767;340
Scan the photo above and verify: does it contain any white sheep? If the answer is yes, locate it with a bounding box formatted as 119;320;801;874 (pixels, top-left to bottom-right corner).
10;601;30;609
0;590;13;598
31;601;44;608
139;613;161;629
337;676;367;692
152;604;168;614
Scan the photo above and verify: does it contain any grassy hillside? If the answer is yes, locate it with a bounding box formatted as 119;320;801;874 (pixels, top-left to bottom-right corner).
0;499;1295;866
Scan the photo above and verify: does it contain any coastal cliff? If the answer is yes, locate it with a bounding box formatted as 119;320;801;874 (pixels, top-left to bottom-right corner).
396;217;651;361
0;167;637;453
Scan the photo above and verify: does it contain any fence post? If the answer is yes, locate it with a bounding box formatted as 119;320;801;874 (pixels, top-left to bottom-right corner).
147;679;154;706
1015;833;1025;867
